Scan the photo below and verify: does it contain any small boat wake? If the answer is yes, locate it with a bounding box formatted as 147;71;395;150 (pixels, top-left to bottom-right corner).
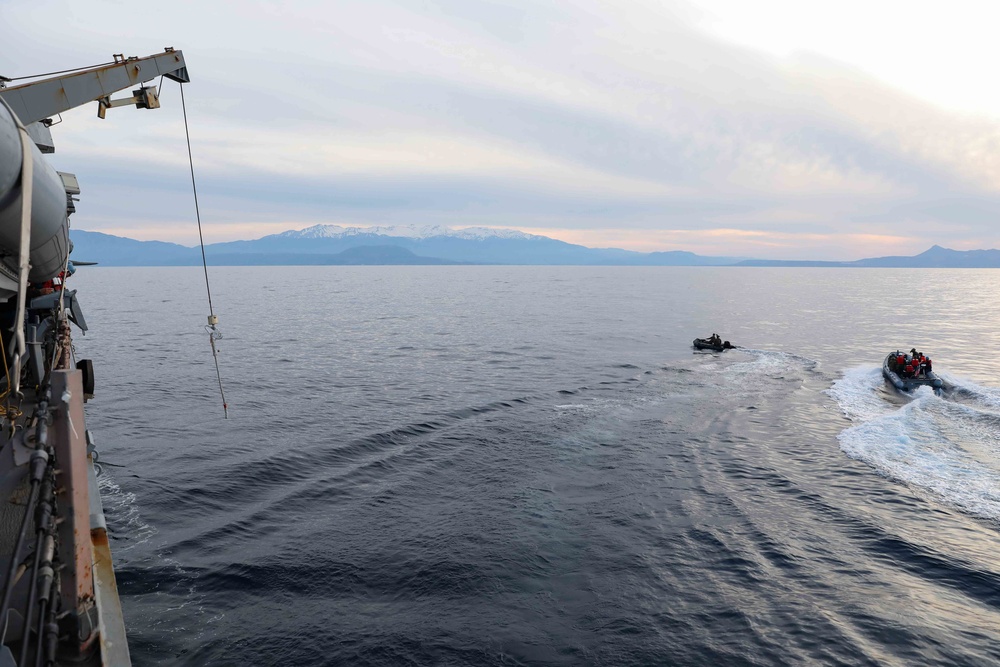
724;347;818;372
828;367;1000;521
710;348;819;384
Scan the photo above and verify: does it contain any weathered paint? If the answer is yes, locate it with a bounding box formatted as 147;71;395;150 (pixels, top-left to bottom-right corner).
0;49;188;125
50;370;96;625
91;523;131;666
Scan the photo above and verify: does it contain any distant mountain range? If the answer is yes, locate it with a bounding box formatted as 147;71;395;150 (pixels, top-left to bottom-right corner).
69;225;742;267
67;225;1000;268
735;245;1000;268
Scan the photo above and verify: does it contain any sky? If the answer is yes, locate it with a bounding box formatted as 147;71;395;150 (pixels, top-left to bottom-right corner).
3;0;1000;260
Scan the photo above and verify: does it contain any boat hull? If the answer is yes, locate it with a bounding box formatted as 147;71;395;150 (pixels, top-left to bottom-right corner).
693;338;724;351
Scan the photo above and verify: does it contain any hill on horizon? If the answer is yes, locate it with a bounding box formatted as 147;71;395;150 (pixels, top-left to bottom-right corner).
68;227;1000;268
68;225;742;267
736;244;1000;268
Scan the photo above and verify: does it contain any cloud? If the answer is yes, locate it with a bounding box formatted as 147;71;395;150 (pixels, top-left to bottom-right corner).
4;0;1000;259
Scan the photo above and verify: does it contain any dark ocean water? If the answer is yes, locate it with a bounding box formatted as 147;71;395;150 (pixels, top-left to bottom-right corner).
70;266;1000;666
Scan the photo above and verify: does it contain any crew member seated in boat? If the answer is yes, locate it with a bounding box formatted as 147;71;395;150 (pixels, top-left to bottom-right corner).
903;363;914;378
28;269;68;297
709;333;721;346
924;356;932;372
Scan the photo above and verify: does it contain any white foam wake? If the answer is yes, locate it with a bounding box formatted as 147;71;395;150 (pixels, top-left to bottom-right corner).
828;367;1000;520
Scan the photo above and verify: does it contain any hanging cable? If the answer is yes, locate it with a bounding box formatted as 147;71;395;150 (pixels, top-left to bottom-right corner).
179;82;228;418
0;60;117;83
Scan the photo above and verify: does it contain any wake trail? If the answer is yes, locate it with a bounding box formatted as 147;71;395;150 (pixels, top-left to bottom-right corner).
829;367;1000;521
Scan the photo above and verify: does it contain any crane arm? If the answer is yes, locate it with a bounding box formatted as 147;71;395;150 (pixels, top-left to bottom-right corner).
0;49;189;125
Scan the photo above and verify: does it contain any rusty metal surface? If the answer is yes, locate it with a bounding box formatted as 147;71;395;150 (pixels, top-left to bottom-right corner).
50;370;96;622
91;526;131;666
0;50;188;125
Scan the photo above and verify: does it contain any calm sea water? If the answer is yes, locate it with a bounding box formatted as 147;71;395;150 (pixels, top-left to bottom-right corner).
70;266;1000;666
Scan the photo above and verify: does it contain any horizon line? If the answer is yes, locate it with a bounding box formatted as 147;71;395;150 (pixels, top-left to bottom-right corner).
69;227;989;264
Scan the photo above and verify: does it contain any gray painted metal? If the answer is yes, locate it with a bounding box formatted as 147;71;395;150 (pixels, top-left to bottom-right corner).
0;49;188;125
25;122;53;153
0;101;21;203
0;50;189;285
92;523;130;665
86;443;106;532
0;100;69;282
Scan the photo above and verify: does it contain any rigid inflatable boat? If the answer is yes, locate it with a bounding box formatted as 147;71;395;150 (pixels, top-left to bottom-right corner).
693;337;734;351
883;350;943;394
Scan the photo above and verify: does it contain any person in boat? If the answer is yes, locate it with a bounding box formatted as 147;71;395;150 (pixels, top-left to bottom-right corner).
709;333;722;346
918;354;931;377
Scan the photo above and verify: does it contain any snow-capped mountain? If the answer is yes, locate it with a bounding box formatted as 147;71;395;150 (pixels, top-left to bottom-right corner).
277;224;542;242
68;226;744;266
67;227;1000;267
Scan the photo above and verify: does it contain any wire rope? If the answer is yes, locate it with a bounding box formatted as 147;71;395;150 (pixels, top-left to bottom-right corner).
179;82;228;418
0;60;117;83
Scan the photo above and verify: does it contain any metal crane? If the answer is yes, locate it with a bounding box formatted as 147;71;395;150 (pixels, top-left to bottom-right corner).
0;50;188;666
0;49;189;287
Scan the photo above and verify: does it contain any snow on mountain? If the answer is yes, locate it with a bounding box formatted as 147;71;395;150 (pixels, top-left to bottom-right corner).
277;225;350;239
279;224;542;241
449;227;541;241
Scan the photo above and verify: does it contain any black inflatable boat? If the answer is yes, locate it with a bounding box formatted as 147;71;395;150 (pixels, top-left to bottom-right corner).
693;338;733;351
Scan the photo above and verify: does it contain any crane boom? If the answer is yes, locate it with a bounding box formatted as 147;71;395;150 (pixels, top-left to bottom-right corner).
0;49;188;125
0;49;190;287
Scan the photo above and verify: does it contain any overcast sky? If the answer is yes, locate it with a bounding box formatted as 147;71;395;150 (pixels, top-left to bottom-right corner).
3;0;1000;260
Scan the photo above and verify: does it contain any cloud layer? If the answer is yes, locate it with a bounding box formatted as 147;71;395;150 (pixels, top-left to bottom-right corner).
3;0;999;259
